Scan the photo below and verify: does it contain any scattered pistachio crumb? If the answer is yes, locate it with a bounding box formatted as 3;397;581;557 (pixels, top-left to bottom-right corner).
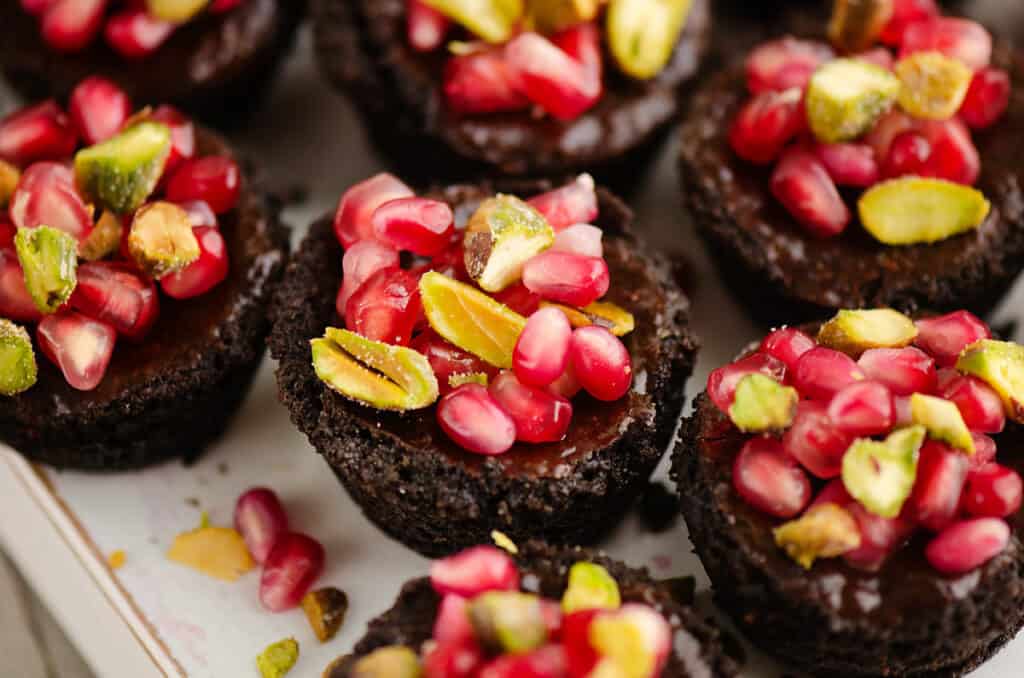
256;638;299;678
491;530;518;554
199;510;211;529
108;550;126;570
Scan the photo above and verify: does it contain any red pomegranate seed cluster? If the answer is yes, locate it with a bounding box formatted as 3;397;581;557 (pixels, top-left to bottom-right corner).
21;0;249;57
0;77;238;392
730;1;1009;238
709;309;1020;575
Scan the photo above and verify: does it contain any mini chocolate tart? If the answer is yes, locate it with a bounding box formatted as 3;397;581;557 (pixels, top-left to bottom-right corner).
270;179;697;558
0;0;304;126
324;541;738;678
312;0;710;191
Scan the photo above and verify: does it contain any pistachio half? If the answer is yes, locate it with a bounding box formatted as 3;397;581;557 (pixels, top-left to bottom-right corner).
841;425;925;518
128;201;201;278
910;393;975;454
562;562;622;614
806;58;900;143
607;0;694;80
859;177;990;246
464;195;554;293
421;0;524;43
956;339;1024;423
15;225;78;314
74;121;171;214
896;51;972;120
817;308;918;357
541;300;636;337
773;502;862;569
0;319;37;396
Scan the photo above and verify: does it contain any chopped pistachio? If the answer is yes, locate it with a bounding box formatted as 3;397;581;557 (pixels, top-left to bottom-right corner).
302;587;349;643
910;393;975;454
491;530;519;554
806;58;900;143
956;339;1024;423
859;177;990;246
828;0;894;52
526;0;601;32
350;646;422;678
15;225;78;314
562;562;622;614
78;211;123;261
774;503;862;569
166;526;254;582
541;300;636;337
896;51;972;120
74;121;171;214
0;319;37;396
607;0;694;80
728;373;799;433
256;638;299;678
0;159;20;207
841;425;925;518
468;591;548;654
146;0;208;22
449;371;490;389
464;195;554;293
421;0;524;43
128;201;201;278
817;308;918;357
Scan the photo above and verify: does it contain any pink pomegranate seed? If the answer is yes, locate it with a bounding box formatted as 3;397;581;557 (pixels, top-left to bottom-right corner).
434;594;474;645
0;221;13;249
478;645;568;678
759;327;815;373
893;395;913;426
209;0;243;11
259;533;325;612
793;347;866;401
37;312;116;391
827;381;894;437
527;175;598;232
844;502;915;571
908;441;969;532
431;545;520;597
882;130;932;179
734;436;811;518
854;47;895;70
505;31;601;121
0;247;42;322
166;156;241;215
0;101;77;166
160;226;229;300
407;0;449;52
964;464;1022;518
814;142;879;188
334;174;414;248
940;375;1005;434
970;433;998;470
177;200;218;229
901;17;992;71
372;197;454;256
21;0;55;16
783;400;852;479
345;267;422;346
919;118;980;186
707;352;787;413
336;240;400;317
569;326;632;402
493;281;541;317
881;0;939;45
438;384;517;456
234;487;289;565
69;76;131;145
9;162;93;242
149;106;195;175
540;600;562;637
41;0;106;52
729;88;805;165
857;347;937;396
562;610;601;677
547;360;582;399
865;110;916;161
810;478;853;509
71;262;159;341
745;37;834;94
444;47;530;115
104;8;175;59
771;147;851;237
490;371;573;443
522;251;609;307
553;23;602;87
514;306;572;387
915;311;990;367
926;517;1009;574
411;330;497;395
424;637;484;678
551;223;602;258
960;68;1011;129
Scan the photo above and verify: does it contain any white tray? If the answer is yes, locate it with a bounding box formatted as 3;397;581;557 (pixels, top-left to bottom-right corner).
2;29;1024;678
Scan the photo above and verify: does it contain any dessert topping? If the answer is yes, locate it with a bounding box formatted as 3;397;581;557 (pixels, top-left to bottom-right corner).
842;425;924;518
817;308;918;357
260;533;326;613
858;177;990;245
894;51;972;120
464;195;554;293
909;392;975;454
438;383;518;455
420;0;523;44
806;58;901;144
606;0;694;80
469;591;549;654
773;502;862;569
78;211;123;261
15;225;78;313
36;311;116;391
127;201;201;278
146;0;209;23
70;262;159;340
73;121;171;213
828;0;894;52
561;562;622;614
728;373;799;433
256;638;299;678
957;340;1024;422
167;525;255;582
351;646;423;678
0;319;37;396
430;545;520;597
234;487;289;565
542;300;635;337
302;587;349;643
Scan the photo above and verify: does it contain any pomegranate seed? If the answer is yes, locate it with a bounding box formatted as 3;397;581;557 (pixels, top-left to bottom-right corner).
490;371;573;443
431;545;519;597
827;381;894;437
960;68;1011;129
551;223;602;258
345;267;421;346
177;200;218;229
893;395;913;426
908;441;969;532
865;110;916;161
540;600;562;637
505;32;601;121
771;147;851;237
918;118;980;186
0;101;77;166
857;347;937;396
334;174;414;249
438;384;517;455
259;533;325;612
522;252;609;307
372;197;454;256
964;464;1022;518
434;594;474;645
209;0;243;11
21;0;54;16
854;47;895;70
71;262;159;340
733;436;811;518
760;327;816;373
793;347;866;401
915;311;990;367
149;106;195;175
925;517;1009;574
165;156;241;215
745;38;834;94
783;400;852;479
940;376;1005;434
234;487;289;565
478;645;567;678
424;637;484;678
444;47;530;115
562;610;601;677
547;360;582;399
41;0;106;52
514;306;572;387
9;162;93;242
493;282;541;317
0;247;42;322
901;18;992;71
970;433;998;470
407;0;449;52
37;311;116;391
69;76;131;145
729;89;805;165
160;226;229;300
569;326;632;401
882;131;932;179
411;330;497;395
527;175;598;232
844;502;915;571
810;478;853;509
0;221;14;249
104;8;175;59
707;352;787;413
814;142;879;188
336;240;400;317
880;0;939;45
552;23;602;85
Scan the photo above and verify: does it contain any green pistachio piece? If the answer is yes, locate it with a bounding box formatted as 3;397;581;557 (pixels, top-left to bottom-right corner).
607;0;694;80
0;319;37;396
311;328;439;411
302;587;349;643
859;177;991;246
562;562;622;614
806;58;900;143
256;638;299;678
910;393;975;454
728;374;798;433
468;591;548;655
74;121;171;214
14;226;77;314
828;0;894;52
491;530;519;554
588;606;665;678
420;271;527;368
448;371;490;389
464;195;554;293
896;51;972;120
146;0;208;22
841;425;925;518
817;308;918;357
421;0;523;43
956;339;1024;423
0;159;20;207
128;201;200;278
526;0;601;32
78;211;124;262
773;503;862;569
540;300;636;337
350;646;422;678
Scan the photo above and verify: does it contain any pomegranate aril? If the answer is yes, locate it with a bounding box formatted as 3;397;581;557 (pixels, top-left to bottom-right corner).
960;67;1011;129
915;311;990;367
827;381;894;437
177;200;218;229
881;0;939;45
970;432;998;470
423;637;484;678
940;375;1005;434
569;326;632;402
811;478;853;509
0;247;42;322
707;352;787;413
345;267;422;346
9;162;93;242
165;156;241;215
733;436;811;519
505;31;601;121
882;131;931;179
771;147;851;238
0;101;77;166
514;306;572;387
783;400;852;479
901;17;992;71
407;0;449;52
431;545;519;597
334;174;414;249
160;226;229;299
908;441;969;532
866;110;916;161
259;533;326;612
844;502;915;571
522;251;609;307
562;610;601;677
434;594;474;645
894;395;913;427
493;281;541;317
336;240;400;317
209;0;243;11
477;645;567;678
527;175;598;232
41;0;106;52
926;517;1009;574
438;384;517;456
729;88;805;165
372;197;454;256
745;37;834;94
793;347;866;401
814;142;879;188
71;262;159;340
547;360;582;399
759;327;815;373
444;47;530;115
0;221;14;249
411;330;496;395
21;0;54;16
69;76;131;145
964;464;1023;518
551;223;602;258
918;118;980;186
37;311;116;391
857;346;937;396
490;371;573;443
149;105;195;175
104;8;175;58
854;47;895;70
234;487;289;565
552;22;602;85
